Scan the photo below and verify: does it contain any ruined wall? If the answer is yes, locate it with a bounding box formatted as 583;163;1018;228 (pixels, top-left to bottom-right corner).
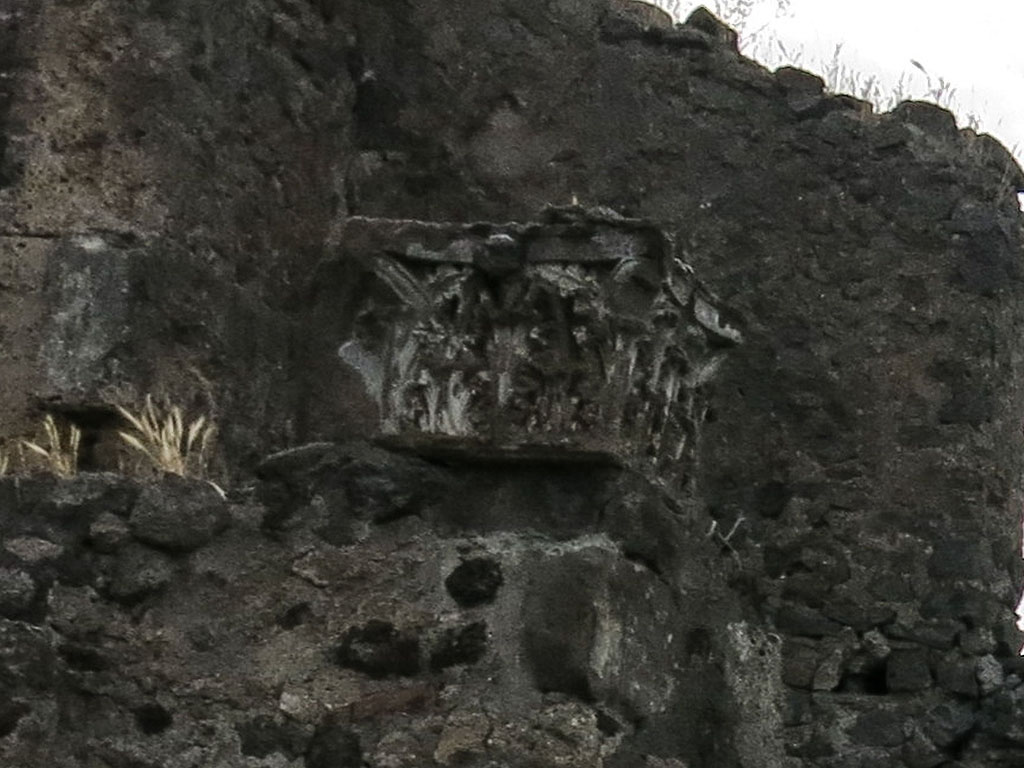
0;451;777;767
1;0;1024;766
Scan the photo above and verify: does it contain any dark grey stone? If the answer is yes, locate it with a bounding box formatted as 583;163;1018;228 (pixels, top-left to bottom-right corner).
521;555;600;701
0;569;36;619
782;640;820;690
887;648;933;692
305;720;362;768
848;709;906;748
444;558;503;607
923;701;979;748
107;543;175;603
977;655;1005;695
334;620;421;679
129;476;228;552
775;67;825;95
235;715;307;759
0;699;30;739
892;101;959;138
821;600;896;632
775;604;845;638
133;702;173;735
887;620;963;651
88;512;131;554
937;652;980;698
429;622;488;671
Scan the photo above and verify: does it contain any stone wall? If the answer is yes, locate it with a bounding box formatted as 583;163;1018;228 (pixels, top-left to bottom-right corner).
1;1;1023;766
0;449;783;767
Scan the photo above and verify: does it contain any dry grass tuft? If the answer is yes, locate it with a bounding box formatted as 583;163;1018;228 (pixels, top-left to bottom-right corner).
0;447;9;477
117;395;216;480
22;414;81;478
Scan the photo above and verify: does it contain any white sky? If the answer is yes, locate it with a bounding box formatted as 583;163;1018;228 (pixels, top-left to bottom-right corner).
663;1;1024;161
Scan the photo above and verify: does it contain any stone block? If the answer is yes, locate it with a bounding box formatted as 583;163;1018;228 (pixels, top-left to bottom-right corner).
334;620;422;679
936;652;979;698
129;476;228;552
782;640;819;689
444;558;503;607
429;622;488;671
107;543;175;603
901;727;947;768
234;714;306;759
977;654;1004;695
783;690;813;726
88;513;131;554
959;627;997;656
775;67;826;95
821;599;895;632
848;709;906;748
306;719;362;768
0;568;37;619
812;645;847;691
0;700;30;740
609;0;673;31
3;537;63;563
886;648;932;692
887;620;962;651
776;604;844;638
922;701;978;748
892;101;958;139
683;6;739;49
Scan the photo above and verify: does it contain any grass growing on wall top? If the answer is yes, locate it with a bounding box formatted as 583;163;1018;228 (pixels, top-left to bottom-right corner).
117;395;216;480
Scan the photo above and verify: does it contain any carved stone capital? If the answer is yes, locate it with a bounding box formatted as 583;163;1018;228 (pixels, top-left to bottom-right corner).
332;206;740;490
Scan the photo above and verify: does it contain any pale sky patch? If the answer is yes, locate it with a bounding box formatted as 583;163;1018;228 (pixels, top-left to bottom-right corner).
660;1;1024;161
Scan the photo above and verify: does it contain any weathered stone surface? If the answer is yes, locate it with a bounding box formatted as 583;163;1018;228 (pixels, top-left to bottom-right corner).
923;701;979;748
977;654;1005;695
902;727;948;768
3;537;64;564
444;558;503;607
106;543;175;603
521;553;603;701
888;620;963;651
335;620;423;679
0;569;36;619
87;512;131;554
129;476;229;552
132;701;173;735
886;648;933;692
783;639;821;690
610;0;673;31
429;622;488;671
1;474;138;522
937;651;981;698
848;709;905;748
234;714;306;759
960;627;998;656
776;604;845;638
306;719;362;768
